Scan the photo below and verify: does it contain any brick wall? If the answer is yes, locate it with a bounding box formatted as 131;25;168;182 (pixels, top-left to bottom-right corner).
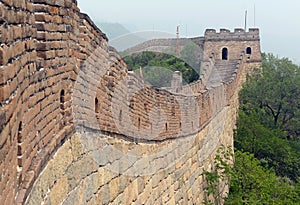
0;0;261;204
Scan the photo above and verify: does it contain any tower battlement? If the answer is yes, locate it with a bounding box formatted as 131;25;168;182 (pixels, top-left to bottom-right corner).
205;28;260;41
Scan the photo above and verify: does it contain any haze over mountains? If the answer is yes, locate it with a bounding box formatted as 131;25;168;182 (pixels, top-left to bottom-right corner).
95;22;131;40
95;22;175;52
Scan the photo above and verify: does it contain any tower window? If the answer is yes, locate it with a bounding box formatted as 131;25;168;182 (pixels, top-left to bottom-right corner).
246;47;252;54
60;90;66;127
138;118;141;130
60;90;65;110
95;97;99;113
222;48;228;60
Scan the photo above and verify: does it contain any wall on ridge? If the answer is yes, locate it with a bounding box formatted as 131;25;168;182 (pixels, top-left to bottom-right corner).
0;0;261;204
25;52;251;205
123;37;204;57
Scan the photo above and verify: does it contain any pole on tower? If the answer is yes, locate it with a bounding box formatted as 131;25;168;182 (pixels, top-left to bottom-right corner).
244;10;247;31
176;25;180;57
254;5;256;27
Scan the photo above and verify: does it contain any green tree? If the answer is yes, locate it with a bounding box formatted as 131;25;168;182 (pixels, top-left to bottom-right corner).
234;109;300;180
180;41;201;76
203;145;233;205
226;151;300;205
123;51;199;86
228;53;300;204
235;53;300;181
240;53;300;139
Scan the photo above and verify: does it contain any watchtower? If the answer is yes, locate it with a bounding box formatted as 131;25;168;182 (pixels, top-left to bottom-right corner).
203;28;261;64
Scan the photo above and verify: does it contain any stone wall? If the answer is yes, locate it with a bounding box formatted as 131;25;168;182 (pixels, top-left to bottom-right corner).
25;52;250;205
0;0;261;204
123;37;204;57
25;108;228;205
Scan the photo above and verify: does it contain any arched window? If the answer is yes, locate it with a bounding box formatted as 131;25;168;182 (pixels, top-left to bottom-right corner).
60;90;65;111
60;90;67;127
246;47;252;54
222;48;228;60
95;97;99;113
165;123;168;131
138;118;141;130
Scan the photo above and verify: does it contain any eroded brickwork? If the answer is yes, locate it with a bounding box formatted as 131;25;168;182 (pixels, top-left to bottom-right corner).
0;0;261;204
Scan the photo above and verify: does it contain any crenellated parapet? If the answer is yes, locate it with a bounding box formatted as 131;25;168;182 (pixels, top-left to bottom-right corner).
204;28;260;41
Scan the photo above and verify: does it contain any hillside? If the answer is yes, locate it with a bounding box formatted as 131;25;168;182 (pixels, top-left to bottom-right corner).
226;53;300;204
95;22;130;40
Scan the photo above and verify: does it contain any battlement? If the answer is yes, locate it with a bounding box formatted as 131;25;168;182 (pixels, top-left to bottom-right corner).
205;28;260;41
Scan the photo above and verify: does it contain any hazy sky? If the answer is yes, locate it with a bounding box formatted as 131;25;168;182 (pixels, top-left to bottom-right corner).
78;0;300;64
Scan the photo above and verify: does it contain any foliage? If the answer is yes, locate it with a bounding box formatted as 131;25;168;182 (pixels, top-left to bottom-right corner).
140;66;174;87
226;151;300;204
235;53;300;181
225;53;300;204
234;109;300;181
180;41;201;72
203;145;233;205
240;53;300;139
123;51;199;87
204;148;300;205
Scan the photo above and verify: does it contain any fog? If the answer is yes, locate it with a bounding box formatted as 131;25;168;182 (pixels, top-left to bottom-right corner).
78;0;300;64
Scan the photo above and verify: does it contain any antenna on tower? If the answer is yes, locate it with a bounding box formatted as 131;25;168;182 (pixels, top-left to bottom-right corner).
244;10;247;31
176;25;180;56
254;4;256;27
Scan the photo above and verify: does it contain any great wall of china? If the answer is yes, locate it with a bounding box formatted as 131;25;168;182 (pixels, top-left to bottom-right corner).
0;0;261;204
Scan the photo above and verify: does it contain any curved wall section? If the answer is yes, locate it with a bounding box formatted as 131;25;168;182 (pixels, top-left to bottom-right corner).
25;105;234;205
0;0;261;204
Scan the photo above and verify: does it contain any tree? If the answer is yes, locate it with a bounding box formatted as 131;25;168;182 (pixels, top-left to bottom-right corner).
203;148;300;205
236;53;300;181
228;53;300;203
203;145;233;205
234;109;300;180
180;41;201;76
123;51;199;86
240;53;300;139
226;151;300;205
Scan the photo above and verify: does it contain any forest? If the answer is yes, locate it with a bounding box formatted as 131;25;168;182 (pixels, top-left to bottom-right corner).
224;53;300;204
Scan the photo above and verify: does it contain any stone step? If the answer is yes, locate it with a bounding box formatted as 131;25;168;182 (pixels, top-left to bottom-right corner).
206;60;239;87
